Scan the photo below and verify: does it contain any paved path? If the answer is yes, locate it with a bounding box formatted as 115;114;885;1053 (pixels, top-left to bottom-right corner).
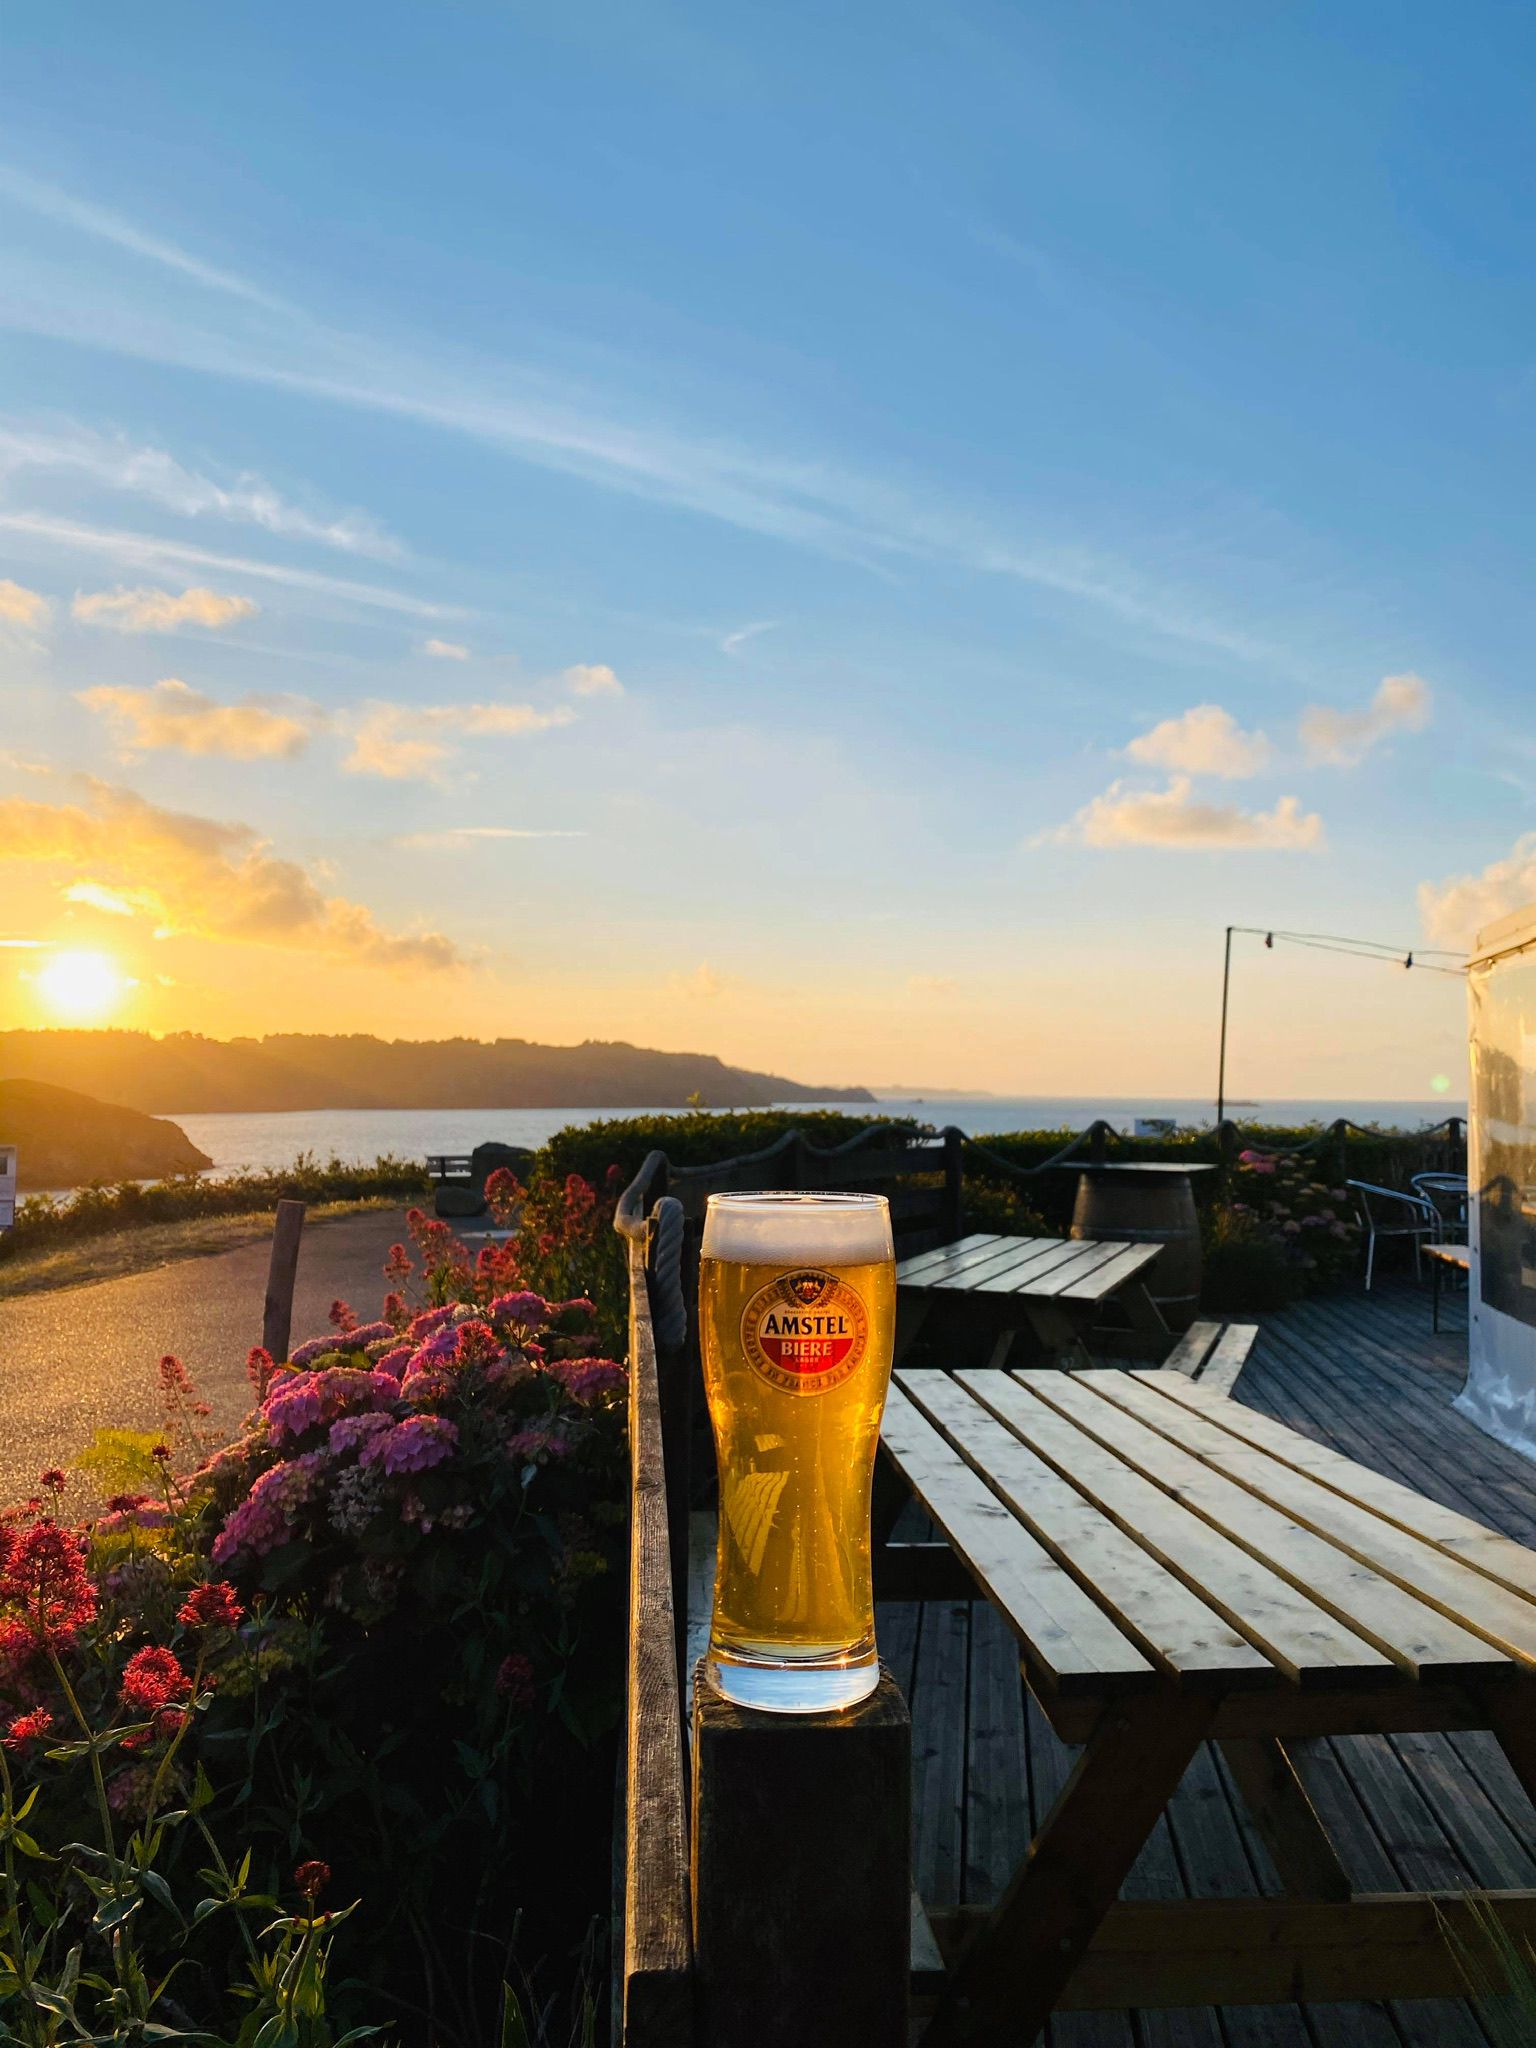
0;1209;410;1502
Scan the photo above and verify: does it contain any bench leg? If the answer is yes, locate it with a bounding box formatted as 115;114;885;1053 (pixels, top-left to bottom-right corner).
893;1294;933;1369
921;1693;1215;2048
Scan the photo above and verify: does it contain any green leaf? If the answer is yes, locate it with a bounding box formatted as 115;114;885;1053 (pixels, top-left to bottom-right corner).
189;1762;216;1815
140;1868;184;1923
500;1982;533;2048
90;1888;144;1935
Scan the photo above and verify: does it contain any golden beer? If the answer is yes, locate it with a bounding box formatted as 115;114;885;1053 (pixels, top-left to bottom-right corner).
700;1192;896;1712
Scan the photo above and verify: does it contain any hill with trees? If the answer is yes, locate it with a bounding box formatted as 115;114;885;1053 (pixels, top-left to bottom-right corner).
0;1079;212;1190
0;1031;873;1115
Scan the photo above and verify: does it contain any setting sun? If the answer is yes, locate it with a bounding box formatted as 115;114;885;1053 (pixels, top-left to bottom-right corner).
35;950;128;1022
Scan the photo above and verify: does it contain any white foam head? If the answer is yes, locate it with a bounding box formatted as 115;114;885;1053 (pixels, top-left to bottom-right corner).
702;1191;893;1266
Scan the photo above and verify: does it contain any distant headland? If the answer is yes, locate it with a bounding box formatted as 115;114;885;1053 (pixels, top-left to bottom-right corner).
0;1079;213;1190
0;1030;874;1116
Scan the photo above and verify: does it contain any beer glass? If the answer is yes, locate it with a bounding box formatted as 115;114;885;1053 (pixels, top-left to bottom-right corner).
699;1190;896;1712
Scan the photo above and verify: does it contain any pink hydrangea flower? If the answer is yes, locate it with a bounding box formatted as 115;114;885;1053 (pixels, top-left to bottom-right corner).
288;1335;346;1369
407;1307;455;1341
341;1322;399;1351
547;1358;627;1406
401;1367;455;1407
329;1412;396;1457
373;1345;413;1379
212;1452;328;1564
505;1425;571;1462
488;1291;548;1331
264;1367;398;1444
378;1416;459;1475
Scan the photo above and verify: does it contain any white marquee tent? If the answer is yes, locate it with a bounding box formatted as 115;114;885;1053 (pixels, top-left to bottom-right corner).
1459;902;1536;1461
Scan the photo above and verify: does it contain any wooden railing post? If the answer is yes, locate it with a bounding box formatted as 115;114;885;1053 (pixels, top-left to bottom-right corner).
691;1664;910;2048
941;1125;963;1241
262;1199;306;1362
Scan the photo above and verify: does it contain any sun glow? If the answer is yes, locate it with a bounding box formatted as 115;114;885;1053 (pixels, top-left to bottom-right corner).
35;950;129;1022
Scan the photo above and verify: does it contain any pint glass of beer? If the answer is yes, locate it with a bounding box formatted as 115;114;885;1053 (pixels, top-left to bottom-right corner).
700;1191;896;1712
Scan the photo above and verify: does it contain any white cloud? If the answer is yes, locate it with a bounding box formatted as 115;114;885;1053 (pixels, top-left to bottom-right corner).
1124;703;1270;779
721;621;777;656
395;826;586;849
0;577;49;628
79;678;314;760
0;420;399;558
1300;673;1432;766
72;585;258;634
562;662;623;698
1050;775;1324;850
0;778;460;971
63;880;137;915
0;511;455;619
422;638;470;660
1420;835;1536;946
343;699;575;782
673;962;724;999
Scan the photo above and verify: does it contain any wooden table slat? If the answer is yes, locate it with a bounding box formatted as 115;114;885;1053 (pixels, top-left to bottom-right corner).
959;1372;1393;1687
929;1238;1091;1295
1050;1242;1165;1305
1087;1374;1536;1665
990;1239;1117;1296
879;1383;1154;1694
898;1371;1276;1688
1134;1369;1536;1605
894;1234;1007;1284
1035;1373;1511;1684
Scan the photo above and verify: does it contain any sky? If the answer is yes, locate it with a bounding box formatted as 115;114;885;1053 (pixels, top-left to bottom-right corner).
1;0;1533;1099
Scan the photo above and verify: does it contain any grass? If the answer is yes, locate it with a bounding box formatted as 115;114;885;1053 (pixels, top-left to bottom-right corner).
0;1196;402;1300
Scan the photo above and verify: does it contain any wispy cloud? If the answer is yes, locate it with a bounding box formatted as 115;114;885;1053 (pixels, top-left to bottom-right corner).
422;637;470;660
1301;673;1432;766
1124;703;1271;779
0;511;458;619
394;826;587;849
0;420;400;558
343;700;575;782
720;620;777;656
1047;775;1324;850
79;678;315;760
73;585;258;633
0;166;1297;666
0;777;461;971
0;577;49;629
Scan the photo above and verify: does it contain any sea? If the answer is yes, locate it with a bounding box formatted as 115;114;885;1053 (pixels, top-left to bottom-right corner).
166;1096;1470;1181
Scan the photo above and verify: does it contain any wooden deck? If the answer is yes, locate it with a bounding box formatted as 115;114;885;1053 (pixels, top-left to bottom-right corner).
884;1276;1536;2047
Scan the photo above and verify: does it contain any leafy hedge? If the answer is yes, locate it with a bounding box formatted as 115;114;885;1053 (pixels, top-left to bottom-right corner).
537;1108;906;1189
1;1155;431;1263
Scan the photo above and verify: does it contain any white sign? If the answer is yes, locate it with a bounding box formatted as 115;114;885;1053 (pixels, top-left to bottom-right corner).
0;1146;15;1232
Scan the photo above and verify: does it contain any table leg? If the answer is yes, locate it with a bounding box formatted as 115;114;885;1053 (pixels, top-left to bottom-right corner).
1432;1255;1441;1333
921;1692;1216;2048
893;1292;933;1369
1218;1737;1351;1902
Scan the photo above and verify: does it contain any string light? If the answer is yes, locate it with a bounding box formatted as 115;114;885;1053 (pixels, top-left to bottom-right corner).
1216;925;1469;1121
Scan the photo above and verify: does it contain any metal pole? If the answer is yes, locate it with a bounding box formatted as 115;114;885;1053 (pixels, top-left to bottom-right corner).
1216;925;1234;1127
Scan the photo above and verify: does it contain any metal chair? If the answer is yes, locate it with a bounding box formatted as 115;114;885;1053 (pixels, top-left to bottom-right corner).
1347;1180;1440;1289
1411;1172;1469;1241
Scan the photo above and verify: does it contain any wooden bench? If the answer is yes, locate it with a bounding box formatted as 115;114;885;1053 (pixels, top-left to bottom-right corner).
895;1231;1169;1367
1426;1240;1470;1332
1162;1317;1258;1393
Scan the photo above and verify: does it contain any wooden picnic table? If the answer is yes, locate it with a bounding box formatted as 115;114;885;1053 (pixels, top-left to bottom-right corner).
895;1231;1166;1367
877;1363;1536;2043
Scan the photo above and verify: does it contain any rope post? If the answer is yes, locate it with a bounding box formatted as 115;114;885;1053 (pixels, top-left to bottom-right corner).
261;1200;306;1363
941;1125;964;1241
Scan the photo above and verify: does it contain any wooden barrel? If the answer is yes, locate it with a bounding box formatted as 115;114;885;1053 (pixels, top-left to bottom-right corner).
1071;1165;1207;1333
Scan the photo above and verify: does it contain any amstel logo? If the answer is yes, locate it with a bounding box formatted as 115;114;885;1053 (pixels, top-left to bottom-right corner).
741;1268;868;1395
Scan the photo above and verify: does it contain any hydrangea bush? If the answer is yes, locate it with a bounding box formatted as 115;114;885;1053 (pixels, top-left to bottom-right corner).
0;1202;630;2047
1204;1151;1362;1309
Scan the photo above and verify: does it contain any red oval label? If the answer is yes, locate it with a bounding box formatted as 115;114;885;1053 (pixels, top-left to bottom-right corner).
741;1269;868;1394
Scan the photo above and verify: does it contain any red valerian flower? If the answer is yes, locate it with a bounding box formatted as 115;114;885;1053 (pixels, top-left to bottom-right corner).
2;1520;98;1650
246;1346;275;1398
384;1242;412;1282
149;1444;172;1464
294;1859;331;1903
495;1653;536;1709
120;1645;191;1714
177;1581;244;1631
3;1707;53;1752
159;1354;212;1418
329;1298;358;1333
105;1493;155;1515
39;1469;66;1495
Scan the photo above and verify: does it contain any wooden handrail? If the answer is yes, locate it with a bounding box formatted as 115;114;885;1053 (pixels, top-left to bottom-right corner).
621;1224;694;2044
